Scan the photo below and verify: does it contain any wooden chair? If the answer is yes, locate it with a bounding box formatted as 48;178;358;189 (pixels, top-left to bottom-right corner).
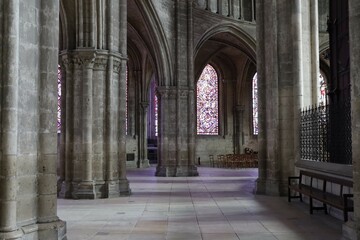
209;155;214;167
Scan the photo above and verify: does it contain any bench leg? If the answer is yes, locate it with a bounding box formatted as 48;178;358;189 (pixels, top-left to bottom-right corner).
344;210;348;222
310;198;313;214
288;188;291;202
300;193;303;202
323;203;328;214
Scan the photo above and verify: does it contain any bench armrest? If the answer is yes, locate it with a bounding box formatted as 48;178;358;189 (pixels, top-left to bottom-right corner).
288;176;300;185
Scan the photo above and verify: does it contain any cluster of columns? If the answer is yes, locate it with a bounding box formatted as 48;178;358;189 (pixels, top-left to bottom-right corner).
155;0;198;177
57;0;130;199
0;0;66;239
58;51;130;199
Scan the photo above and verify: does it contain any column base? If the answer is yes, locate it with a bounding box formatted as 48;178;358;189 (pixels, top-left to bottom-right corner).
0;220;66;240
255;178;288;196
73;181;96;199
58;181;73;199
105;180;121;198
140;159;150;168
155;165;176;177
0;229;23;240
176;165;199;176
37;220;67;240
119;179;131;196
155;165;199;177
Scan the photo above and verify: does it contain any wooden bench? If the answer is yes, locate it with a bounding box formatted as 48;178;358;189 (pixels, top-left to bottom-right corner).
288;170;353;222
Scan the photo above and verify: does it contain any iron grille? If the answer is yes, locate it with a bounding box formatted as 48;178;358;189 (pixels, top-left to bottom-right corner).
300;98;352;165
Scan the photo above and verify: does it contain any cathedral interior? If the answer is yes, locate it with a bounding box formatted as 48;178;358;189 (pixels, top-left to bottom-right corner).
0;0;360;239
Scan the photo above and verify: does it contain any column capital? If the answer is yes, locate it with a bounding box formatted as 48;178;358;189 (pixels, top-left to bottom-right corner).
179;88;193;98
59;52;74;72
234;105;245;112
157;86;177;99
73;49;97;69
140;101;149;109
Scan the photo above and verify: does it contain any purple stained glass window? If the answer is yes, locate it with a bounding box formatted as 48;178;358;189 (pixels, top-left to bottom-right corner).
252;73;258;135
154;90;158;137
57;65;61;133
197;64;219;135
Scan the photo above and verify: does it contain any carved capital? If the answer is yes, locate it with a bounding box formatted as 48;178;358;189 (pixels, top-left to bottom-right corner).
73;50;96;69
234;105;245;112
157;86;177;99
113;59;121;73
59;53;75;72
140;101;149;112
179;88;192;99
93;57;108;71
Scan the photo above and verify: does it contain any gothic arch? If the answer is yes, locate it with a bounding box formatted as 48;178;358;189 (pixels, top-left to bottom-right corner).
194;23;256;62
131;0;173;86
59;0;76;51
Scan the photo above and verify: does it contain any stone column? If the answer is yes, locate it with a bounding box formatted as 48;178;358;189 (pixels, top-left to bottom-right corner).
156;87;178;176
238;0;243;20
217;0;223;14
139;102;150;168
348;1;360;239
1;0;66;239
118;59;131;195
104;54;120;198
234;105;245;154
251;0;255;22
0;1;22;238
187;0;198;176
73;50;97;199
205;0;211;10
310;0;320;105
117;0;130;195
60;54;75;199
228;0;234;17
255;0;297;196
37;1;67;238
156;0;198;177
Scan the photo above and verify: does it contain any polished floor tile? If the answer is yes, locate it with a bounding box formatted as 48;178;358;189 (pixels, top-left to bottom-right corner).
58;167;343;240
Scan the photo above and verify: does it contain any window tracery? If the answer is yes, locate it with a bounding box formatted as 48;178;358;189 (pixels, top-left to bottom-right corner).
252;73;258;135
197;64;219;135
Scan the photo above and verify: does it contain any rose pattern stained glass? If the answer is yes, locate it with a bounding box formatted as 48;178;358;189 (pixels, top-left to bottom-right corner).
197;64;219;135
252;73;258;135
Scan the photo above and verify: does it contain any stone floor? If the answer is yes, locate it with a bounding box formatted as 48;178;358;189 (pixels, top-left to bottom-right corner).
58;167;344;240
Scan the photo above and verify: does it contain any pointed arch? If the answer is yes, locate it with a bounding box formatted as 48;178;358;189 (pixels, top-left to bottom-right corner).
132;0;173;86
252;72;258;135
194;23;256;63
197;64;219;135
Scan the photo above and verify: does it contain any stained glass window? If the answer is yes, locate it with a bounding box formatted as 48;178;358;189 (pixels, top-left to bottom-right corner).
57;65;61;133
126;66;128;135
319;73;327;106
197;64;219;135
154;89;158;137
252;73;258;135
